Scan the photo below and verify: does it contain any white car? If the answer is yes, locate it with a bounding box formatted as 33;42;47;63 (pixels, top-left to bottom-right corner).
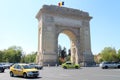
99;61;120;69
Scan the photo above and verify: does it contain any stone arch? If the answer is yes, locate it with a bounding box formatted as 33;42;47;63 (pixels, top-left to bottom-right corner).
57;29;78;64
36;5;94;66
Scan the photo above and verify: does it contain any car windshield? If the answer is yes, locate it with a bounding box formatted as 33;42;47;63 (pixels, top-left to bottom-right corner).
22;65;33;69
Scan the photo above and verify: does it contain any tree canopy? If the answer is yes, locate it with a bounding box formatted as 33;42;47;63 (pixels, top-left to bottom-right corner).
0;46;37;63
94;47;120;63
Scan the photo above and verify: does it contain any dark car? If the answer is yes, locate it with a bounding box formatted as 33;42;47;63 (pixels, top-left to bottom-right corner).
0;63;14;69
0;64;5;72
29;63;43;70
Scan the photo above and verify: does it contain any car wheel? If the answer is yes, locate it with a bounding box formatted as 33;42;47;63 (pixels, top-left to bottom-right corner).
102;67;105;69
10;71;14;77
63;66;67;69
1;69;4;72
75;66;79;69
35;76;38;78
23;73;27;78
118;65;120;69
105;66;108;69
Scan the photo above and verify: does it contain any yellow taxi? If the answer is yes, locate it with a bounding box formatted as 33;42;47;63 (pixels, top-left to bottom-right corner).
10;63;39;78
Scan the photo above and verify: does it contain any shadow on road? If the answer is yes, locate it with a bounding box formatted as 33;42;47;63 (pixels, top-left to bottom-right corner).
13;76;42;79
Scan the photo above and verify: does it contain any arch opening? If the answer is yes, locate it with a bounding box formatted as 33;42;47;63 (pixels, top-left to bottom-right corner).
57;30;78;64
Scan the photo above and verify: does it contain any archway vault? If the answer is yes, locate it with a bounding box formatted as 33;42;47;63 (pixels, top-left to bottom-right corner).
62;30;76;39
57;28;77;42
36;5;94;66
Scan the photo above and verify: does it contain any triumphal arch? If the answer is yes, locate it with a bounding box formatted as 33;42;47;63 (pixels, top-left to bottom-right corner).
36;5;94;66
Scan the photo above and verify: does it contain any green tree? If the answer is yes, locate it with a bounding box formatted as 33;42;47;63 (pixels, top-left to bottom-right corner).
58;47;67;64
61;47;67;59
117;49;120;61
20;54;26;63
8;46;22;51
0;51;4;62
68;49;71;56
58;45;62;57
100;47;118;62
23;52;37;63
2;46;22;63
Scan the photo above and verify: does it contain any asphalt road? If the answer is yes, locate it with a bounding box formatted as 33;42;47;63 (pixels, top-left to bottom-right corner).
0;67;120;80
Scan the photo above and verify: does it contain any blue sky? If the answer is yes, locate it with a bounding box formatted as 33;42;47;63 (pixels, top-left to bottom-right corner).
0;0;120;54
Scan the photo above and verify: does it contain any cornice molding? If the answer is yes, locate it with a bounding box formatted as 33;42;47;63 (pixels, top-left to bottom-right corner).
36;5;92;21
